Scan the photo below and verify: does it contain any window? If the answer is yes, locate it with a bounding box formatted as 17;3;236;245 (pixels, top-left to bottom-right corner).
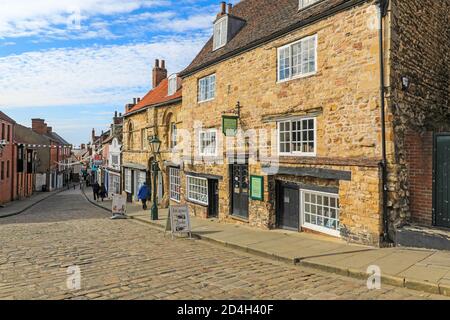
1;123;4;140
111;155;119;166
199;129;217;156
278;117;316;156
127;122;134;151
213;16;228;50
170;122;177;149
1;161;4;180
168;74;178;96
198;74;216;102
169;167;181;202
124;169;132;193
277;35;317;82
187;175;208;205
109;174;120;195
302;190;340;237
6;160;9;178
141;128;147;150
299;0;320;10
7;125;10;141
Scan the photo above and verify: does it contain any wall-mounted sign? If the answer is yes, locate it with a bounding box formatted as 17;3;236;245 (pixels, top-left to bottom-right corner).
250;175;264;201
222;115;239;137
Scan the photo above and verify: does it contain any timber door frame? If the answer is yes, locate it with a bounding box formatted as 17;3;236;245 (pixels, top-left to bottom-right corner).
433;132;450;228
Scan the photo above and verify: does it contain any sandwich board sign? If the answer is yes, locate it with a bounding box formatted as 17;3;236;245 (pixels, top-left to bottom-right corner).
111;194;127;219
165;205;192;239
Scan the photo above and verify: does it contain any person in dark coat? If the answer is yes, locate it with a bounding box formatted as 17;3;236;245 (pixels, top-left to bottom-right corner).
138;182;151;210
99;184;107;202
92;182;100;201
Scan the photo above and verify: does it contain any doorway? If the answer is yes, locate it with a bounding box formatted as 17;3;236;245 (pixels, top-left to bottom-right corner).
208;179;219;218
276;181;300;231
231;164;249;219
434;134;450;228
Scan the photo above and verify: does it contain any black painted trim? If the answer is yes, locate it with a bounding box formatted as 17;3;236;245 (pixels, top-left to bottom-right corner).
263;166;352;181
185;171;223;181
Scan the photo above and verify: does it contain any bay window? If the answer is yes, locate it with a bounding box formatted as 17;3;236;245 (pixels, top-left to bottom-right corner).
187;175;208;205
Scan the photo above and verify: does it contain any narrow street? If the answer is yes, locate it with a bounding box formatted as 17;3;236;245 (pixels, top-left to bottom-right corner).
0;190;445;300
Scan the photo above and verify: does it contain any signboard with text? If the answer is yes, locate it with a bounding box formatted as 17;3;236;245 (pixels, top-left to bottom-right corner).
166;205;191;238
250;175;264;201
112;194;127;215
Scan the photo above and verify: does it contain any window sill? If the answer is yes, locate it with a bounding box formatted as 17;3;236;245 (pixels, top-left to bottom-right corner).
198;98;215;104
278;152;317;158
277;71;318;84
187;198;208;207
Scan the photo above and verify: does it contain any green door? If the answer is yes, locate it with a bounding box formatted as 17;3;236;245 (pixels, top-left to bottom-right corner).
435;135;450;228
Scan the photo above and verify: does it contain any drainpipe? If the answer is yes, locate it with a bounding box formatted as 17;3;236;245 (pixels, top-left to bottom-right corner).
377;0;390;243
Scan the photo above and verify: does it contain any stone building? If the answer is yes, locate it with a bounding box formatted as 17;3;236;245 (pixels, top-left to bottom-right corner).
175;0;450;247
122;59;182;206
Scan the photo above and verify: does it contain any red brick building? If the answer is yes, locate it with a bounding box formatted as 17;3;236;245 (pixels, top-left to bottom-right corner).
0;111;16;205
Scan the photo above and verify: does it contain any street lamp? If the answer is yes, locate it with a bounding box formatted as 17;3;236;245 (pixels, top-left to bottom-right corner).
148;135;161;220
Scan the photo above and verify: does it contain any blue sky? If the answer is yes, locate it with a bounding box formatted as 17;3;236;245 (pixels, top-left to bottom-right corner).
0;0;239;147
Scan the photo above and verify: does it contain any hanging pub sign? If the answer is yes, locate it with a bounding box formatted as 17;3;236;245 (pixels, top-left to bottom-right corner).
222;115;239;137
250;175;264;201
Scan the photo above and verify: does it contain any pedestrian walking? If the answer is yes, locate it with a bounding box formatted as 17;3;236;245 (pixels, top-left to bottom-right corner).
138;182;151;210
92;181;100;201
99;184;107;202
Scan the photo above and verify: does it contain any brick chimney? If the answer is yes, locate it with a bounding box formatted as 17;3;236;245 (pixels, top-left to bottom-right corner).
47;126;52;134
217;1;226;18
31;119;47;135
152;59;167;88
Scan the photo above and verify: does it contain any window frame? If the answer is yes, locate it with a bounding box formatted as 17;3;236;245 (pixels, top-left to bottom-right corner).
277;117;317;157
213;16;228;51
169;167;181;202
300;189;340;237
186;175;209;206
170;122;177;150
299;0;321;10
124;169;132;193
198;128;218;157
277;34;318;83
198;74;216;103
168;74;178;96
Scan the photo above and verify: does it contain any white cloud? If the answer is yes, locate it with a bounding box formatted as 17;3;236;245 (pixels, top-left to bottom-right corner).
0;0;169;39
0;36;206;108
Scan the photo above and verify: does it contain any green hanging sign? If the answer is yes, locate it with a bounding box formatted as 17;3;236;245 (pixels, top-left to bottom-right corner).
250;175;264;201
222;115;239;137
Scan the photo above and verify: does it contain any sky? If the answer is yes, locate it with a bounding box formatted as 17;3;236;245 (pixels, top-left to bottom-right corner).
0;0;239;147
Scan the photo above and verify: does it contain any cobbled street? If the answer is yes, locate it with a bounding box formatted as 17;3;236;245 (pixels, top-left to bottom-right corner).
0;190;446;300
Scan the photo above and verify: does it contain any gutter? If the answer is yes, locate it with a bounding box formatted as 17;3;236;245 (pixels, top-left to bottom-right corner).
180;0;371;78
377;0;390;243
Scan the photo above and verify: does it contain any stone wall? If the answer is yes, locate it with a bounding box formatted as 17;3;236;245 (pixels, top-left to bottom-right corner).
122;102;182;206
179;2;385;245
388;0;450;233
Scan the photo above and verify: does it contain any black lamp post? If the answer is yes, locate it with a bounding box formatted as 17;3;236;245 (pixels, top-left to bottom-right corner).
148;135;161;220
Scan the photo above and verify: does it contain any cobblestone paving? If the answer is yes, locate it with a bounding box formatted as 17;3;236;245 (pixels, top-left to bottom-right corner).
0;190;447;300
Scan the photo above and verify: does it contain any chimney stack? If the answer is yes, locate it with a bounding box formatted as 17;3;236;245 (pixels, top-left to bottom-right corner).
92;128;95;142
47;127;52;134
31;118;47;135
152;59;167;88
220;1;226;14
227;3;233;14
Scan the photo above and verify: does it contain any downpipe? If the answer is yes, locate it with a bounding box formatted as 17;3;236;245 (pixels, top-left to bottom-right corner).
377;0;391;244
